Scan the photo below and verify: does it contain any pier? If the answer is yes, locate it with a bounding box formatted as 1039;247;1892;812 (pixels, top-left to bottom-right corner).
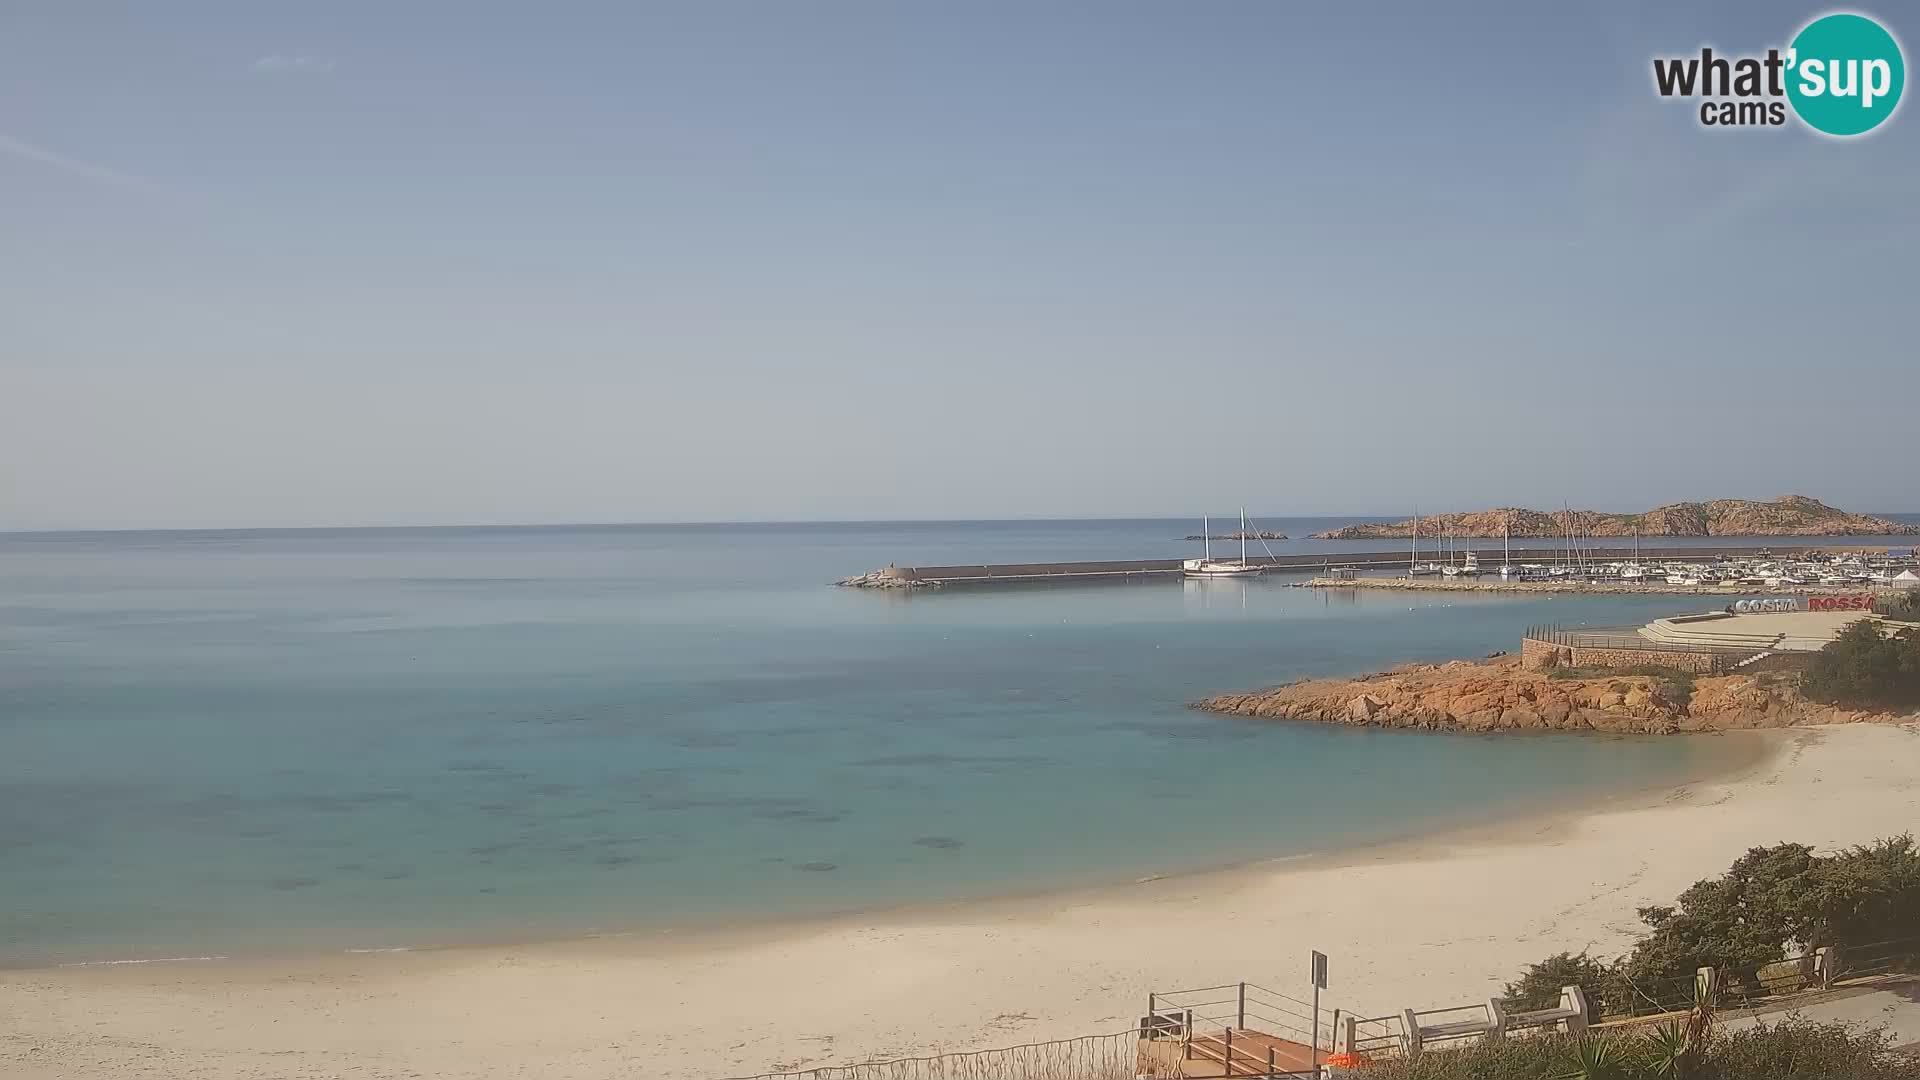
839;545;1868;589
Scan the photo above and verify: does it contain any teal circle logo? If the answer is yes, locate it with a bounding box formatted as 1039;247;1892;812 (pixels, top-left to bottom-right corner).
1786;13;1905;136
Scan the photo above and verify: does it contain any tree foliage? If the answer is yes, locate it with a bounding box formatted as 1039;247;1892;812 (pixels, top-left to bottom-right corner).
1799;622;1920;709
1505;836;1920;1010
1873;588;1920;620
1502;952;1616;1019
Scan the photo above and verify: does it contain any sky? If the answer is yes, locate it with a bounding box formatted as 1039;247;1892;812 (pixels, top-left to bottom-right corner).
1;1;1914;530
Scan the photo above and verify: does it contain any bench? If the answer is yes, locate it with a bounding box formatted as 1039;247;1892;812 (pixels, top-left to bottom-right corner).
1400;986;1588;1054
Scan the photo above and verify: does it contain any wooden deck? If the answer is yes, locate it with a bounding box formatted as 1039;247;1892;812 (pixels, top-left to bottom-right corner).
1158;1028;1319;1077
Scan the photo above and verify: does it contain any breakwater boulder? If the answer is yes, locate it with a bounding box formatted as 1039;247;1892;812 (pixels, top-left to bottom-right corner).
836;568;940;590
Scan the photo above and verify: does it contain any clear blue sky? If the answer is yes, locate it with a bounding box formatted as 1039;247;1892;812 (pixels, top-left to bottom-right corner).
2;2;1913;529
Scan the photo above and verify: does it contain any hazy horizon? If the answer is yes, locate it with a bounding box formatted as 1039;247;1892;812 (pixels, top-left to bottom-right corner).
5;2;1914;531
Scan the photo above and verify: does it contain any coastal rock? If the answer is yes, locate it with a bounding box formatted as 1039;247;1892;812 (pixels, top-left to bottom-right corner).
1309;495;1917;540
1192;655;1914;736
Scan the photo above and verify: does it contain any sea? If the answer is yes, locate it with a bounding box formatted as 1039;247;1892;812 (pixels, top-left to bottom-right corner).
4;516;1916;967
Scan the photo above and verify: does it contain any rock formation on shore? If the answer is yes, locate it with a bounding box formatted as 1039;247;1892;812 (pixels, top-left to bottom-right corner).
1193;655;1910;735
1310;496;1917;540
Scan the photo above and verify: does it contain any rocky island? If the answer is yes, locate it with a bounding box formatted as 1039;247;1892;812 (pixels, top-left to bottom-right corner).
1184;530;1288;541
1311;495;1916;540
1194;655;1911;735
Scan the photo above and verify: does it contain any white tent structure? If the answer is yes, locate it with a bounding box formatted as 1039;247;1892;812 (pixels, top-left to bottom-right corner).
1893;569;1920;587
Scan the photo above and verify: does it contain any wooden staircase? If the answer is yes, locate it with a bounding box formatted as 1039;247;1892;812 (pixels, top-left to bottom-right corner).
1185;1028;1318;1077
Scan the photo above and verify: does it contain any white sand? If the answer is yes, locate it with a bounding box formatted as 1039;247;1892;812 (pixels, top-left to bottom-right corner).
4;723;1917;1079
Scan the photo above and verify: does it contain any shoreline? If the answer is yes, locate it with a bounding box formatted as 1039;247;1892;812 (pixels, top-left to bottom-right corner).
19;726;1916;1079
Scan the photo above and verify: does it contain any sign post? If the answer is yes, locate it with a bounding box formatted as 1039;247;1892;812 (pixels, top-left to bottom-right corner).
1311;951;1329;1077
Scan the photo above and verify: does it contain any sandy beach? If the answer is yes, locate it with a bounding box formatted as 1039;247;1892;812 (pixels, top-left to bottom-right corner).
4;722;1917;1080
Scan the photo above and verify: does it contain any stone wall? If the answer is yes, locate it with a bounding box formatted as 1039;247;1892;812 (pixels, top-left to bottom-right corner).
1520;637;1572;672
1521;636;1724;674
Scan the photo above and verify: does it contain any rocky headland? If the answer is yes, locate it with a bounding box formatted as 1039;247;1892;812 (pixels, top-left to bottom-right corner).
1193;655;1912;735
1311;495;1917;540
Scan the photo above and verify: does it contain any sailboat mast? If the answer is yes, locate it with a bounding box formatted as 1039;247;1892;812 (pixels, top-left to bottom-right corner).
1239;507;1248;566
1203;515;1211;562
1410;507;1418;574
1563;503;1574;568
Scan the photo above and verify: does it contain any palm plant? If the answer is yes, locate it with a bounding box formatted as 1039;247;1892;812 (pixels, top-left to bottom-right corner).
1553;1034;1628;1080
1643;1022;1689;1079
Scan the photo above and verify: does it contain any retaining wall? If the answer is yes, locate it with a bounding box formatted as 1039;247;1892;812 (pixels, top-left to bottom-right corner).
1521;636;1725;674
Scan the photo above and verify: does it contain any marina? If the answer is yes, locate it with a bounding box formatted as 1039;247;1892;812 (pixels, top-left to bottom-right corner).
840;545;1920;590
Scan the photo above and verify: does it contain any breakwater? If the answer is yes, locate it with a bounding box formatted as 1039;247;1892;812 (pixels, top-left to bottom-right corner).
838;545;1855;589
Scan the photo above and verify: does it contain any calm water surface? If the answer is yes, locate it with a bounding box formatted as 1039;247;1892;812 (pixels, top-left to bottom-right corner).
4;517;1915;965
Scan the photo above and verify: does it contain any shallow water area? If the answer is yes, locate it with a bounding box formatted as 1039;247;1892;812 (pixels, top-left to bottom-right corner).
5;517;1909;966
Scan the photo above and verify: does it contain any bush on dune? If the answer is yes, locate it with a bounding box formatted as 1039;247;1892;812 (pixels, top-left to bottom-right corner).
1353;1021;1912;1080
1799;622;1920;710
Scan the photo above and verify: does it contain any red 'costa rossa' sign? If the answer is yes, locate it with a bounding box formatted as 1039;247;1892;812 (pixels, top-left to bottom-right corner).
1808;594;1876;611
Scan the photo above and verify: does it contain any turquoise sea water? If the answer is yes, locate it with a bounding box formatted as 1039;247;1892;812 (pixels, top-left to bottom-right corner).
4;517;1916;966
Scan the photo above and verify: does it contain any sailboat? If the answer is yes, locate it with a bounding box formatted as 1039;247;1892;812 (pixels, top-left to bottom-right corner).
1184;508;1265;578
1408;507;1437;576
1619;528;1646;580
1498;514;1516;578
1441;516;1480;577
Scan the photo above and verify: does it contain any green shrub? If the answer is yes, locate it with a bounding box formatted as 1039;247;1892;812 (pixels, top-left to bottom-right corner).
1354;1022;1911;1080
1693;1017;1913;1080
1354;1031;1577;1080
1799;622;1920;709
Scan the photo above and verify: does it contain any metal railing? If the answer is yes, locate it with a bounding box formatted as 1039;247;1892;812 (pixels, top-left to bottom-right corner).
1830;934;1920;980
1144;982;1327;1077
1598;969;1709;1022
1343;1013;1407;1059
1524;624;1726;655
726;1028;1174;1080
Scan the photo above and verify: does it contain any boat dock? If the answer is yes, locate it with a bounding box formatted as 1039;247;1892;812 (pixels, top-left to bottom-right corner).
1304;576;1905;597
838;545;1864;590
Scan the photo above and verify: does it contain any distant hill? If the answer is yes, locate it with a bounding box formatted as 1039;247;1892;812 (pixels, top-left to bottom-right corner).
1311;496;1919;540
